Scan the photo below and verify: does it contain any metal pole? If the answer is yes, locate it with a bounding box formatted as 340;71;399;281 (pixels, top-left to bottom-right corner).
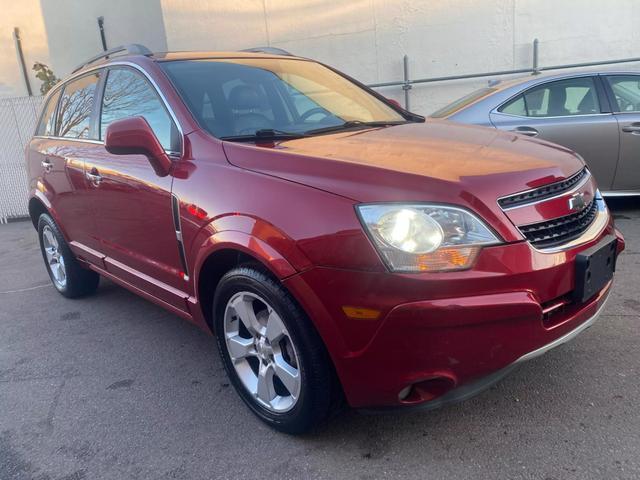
402;55;411;110
13;28;32;96
532;38;540;75
98;16;108;51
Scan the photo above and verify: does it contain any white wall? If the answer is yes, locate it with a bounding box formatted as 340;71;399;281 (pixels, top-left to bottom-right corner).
160;0;640;115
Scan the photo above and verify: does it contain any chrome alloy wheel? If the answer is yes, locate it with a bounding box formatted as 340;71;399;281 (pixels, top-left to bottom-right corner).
42;225;67;289
224;291;302;413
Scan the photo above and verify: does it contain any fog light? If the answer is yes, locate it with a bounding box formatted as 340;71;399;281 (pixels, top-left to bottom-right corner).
398;385;412;401
398;375;457;403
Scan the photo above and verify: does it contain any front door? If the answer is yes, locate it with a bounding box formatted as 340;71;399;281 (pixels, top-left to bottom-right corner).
603;74;640;193
490;76;619;190
86;66;188;311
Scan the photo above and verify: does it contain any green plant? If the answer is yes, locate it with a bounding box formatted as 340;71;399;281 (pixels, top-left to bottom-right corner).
32;62;60;95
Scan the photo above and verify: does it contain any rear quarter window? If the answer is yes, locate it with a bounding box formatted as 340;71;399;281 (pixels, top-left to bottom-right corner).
498;95;526;116
36;89;62;136
57;72;101;139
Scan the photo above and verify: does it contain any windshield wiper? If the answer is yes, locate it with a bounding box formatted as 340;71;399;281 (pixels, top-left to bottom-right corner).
304;120;412;136
220;129;308;142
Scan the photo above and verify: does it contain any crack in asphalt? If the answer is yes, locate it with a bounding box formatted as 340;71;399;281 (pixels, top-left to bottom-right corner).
0;284;50;294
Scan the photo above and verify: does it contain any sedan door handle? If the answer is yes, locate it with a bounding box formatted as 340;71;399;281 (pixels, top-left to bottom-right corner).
511;126;539;137
622;123;640;134
86;168;102;186
41;158;53;173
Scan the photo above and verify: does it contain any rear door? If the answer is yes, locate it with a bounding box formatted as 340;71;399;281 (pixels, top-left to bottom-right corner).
86;66;188;311
29;73;102;258
490;76;619;190
602;74;640;193
29;89;62;209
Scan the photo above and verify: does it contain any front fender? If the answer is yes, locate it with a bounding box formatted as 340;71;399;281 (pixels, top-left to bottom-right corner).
192;229;299;284
189;213;312;279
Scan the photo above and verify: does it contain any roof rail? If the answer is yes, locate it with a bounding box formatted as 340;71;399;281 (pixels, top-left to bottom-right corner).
72;44;152;73
240;47;293;56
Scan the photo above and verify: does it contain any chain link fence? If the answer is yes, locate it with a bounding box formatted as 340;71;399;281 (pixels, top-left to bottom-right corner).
0;95;42;223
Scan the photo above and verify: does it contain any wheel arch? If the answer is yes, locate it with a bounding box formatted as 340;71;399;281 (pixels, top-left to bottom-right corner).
193;231;300;332
194;236;347;411
28;193;58;230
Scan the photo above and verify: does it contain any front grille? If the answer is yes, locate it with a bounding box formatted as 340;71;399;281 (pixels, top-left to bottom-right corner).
519;198;598;249
498;168;588;209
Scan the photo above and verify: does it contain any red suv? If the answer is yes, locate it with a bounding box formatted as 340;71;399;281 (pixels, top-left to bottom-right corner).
27;44;624;433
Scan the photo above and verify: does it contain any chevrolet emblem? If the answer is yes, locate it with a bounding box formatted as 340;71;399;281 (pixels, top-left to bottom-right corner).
568;192;587;212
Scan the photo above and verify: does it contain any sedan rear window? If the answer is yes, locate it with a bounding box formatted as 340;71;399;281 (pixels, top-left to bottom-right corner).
430;87;497;118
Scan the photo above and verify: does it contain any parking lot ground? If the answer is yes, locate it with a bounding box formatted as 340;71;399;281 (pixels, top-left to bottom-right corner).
1;200;639;480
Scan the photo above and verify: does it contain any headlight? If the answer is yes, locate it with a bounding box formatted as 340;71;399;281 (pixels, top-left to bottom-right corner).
357;204;501;272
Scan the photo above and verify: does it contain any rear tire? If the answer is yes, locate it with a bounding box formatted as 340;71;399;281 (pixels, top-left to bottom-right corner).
213;266;334;434
38;213;99;298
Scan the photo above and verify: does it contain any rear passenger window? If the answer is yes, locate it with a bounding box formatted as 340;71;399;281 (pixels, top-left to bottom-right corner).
499;77;600;117
57;72;101;139
36;89;61;136
100;68;180;153
499;95;526;116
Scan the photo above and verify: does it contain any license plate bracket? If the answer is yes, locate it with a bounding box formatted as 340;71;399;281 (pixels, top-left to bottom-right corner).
573;235;617;303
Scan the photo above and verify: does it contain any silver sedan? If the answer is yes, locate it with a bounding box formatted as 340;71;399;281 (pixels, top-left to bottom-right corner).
430;71;640;195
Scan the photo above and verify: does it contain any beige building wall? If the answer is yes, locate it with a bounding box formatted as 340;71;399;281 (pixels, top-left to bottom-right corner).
160;0;640;114
38;0;168;77
0;0;50;97
1;0;640;114
0;0;168;98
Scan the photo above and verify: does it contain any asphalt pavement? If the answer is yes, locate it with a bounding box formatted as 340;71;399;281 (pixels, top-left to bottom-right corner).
1;199;639;480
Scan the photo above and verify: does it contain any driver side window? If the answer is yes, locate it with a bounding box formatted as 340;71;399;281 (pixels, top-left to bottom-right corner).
606;76;640;112
281;82;324;119
100;68;181;153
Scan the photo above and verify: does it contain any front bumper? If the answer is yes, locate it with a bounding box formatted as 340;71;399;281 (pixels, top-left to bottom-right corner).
283;219;625;409
361;292;610;413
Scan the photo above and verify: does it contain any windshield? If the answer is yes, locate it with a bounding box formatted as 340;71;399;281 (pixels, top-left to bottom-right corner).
429;87;497;118
160;58;406;139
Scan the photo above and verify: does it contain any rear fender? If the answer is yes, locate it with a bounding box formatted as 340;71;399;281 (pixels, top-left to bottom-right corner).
28;189;67;239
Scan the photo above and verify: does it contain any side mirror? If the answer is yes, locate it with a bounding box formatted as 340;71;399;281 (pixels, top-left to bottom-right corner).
104;117;173;177
386;98;403;109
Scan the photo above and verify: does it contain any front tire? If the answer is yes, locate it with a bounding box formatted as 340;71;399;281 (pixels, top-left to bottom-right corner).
213;266;335;434
38;213;99;298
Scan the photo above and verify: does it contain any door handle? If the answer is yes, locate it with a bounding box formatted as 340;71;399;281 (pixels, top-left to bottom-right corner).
86;168;102;186
511;126;539;137
622;124;640;134
41;158;53;173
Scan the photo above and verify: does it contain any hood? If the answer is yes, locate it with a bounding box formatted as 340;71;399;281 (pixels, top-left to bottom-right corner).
222;121;584;205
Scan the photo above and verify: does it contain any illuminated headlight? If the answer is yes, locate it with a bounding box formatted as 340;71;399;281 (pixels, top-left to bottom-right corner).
357;204;501;272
